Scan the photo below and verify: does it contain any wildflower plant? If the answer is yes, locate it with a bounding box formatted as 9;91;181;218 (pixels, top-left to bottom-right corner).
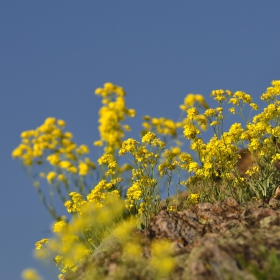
13;80;280;279
119;132;166;227
12;117;97;220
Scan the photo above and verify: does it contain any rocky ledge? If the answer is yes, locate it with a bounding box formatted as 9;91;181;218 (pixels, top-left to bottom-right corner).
64;197;280;280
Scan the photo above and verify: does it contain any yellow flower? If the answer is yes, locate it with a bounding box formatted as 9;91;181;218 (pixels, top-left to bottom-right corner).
126;183;142;201
57;174;66;181
93;140;103;146
46;171;56;184
195;94;209;108
64;132;73;139
189;193;200;204
142;132;156;143
98;154;114;165
142;115;151;121
57;119;66;127
35;238;49;250
47;154;60;165
187;107;199;120
250;103;258;110
184;94;196;107
84;158;96;169
104;82;115;91
128;109;136;117
211;89;228;102
204;108;216;117
188;162;199;172
12;146;24;157
78;162;89;176
76;145;89;155
21;269;42;280
168;205;176;212
59;161;72;169
245;166;260;176
68;166;77;173
183;124;200;139
44;117;56;125
53;221;67;233
123;242;142;257
21;130;35;138
150;240;175;277
210;121;219;126
52;129;62;137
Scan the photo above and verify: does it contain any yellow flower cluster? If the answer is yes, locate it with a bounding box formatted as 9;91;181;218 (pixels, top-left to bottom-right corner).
97;154;118;175
64;192;87;214
12;117;95;175
21;269;42;280
178;94;209;131
141;94;208;142
36;197;125;279
157;148;182;177
120;135;165;165
86;179;121;207
183;123;201;140
253;103;280;123
12;117;98;219
245;165;260;177
53;221;67;233
228;90;258;114
35;238;49;250
111;218;175;279
261;80;280;101
46;171;56;184
186;107;199;120
180;93;209;110
188;193;200;205
149;239;175;278
210;89;232;102
178;80;280;202
94;82;136;155
119;133;165;221
125;183;142;209
17;79;280;279
63;151;123;215
142;116;178;137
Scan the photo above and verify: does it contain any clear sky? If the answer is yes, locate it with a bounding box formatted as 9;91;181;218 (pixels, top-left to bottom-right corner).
1;1;280;279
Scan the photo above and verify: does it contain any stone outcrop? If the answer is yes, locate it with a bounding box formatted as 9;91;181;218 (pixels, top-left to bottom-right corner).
64;197;280;280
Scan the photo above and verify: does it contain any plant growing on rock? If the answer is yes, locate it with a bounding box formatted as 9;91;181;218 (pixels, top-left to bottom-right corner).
13;80;280;279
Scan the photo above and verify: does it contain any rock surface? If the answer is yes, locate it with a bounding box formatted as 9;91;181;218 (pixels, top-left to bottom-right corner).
64;197;280;280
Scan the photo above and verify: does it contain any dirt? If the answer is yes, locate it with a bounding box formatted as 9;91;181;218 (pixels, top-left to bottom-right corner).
63;197;280;280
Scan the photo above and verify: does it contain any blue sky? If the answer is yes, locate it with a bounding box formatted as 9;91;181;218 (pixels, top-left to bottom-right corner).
1;1;280;279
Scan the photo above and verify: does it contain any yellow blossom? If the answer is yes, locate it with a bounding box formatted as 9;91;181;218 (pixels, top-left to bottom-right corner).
21;269;42;280
59;161;72;169
53;221;67;233
93;140;103;146
68;166;77;173
64;132;73;139
183;123;200;139
46;171;56;184
57;174;66;181
142;132;156;144
78;162;89;176
57;119;66;127
76;145;89;155
35;238;49;250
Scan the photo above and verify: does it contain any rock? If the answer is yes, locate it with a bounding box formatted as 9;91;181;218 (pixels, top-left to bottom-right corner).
63;198;280;280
